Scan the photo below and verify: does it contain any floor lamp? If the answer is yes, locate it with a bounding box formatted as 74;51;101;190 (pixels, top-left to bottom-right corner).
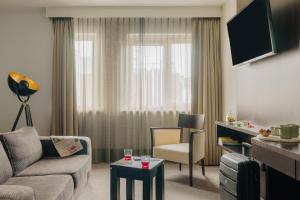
8;72;39;131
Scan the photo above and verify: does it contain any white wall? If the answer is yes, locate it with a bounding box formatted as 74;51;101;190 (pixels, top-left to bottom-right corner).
222;0;300;127
221;0;237;119
0;9;53;135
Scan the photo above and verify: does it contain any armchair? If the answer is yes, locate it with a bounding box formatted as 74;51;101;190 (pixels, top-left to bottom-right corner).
151;114;205;186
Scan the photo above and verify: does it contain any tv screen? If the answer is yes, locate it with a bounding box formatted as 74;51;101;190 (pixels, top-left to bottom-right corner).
227;0;276;66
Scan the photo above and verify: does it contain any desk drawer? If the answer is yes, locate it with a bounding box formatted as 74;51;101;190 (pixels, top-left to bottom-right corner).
252;145;295;178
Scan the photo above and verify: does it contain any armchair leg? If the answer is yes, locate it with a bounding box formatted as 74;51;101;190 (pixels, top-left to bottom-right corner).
179;163;182;171
200;159;205;176
189;161;193;186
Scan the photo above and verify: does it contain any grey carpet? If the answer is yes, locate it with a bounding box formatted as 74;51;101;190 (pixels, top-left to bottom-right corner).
78;162;220;200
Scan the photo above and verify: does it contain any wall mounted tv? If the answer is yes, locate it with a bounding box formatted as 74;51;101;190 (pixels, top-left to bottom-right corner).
227;0;276;67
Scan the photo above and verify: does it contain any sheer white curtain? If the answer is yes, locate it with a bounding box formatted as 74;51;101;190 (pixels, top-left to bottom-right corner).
74;18;192;162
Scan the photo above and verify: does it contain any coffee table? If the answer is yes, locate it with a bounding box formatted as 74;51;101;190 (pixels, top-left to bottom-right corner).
110;157;165;200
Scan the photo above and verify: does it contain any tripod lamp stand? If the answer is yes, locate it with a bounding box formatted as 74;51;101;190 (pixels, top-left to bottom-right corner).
8;72;39;131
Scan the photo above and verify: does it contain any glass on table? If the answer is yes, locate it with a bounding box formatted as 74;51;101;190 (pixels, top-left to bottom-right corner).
124;149;133;161
141;155;150;169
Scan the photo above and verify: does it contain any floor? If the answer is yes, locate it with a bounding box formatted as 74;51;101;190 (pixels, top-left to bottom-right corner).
79;162;220;200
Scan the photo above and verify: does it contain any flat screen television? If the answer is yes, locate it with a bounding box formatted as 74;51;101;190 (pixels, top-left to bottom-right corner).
227;0;276;67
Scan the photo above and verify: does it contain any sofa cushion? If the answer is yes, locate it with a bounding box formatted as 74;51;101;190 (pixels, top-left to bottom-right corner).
5;175;73;200
0;185;35;200
0;142;13;184
2;127;43;174
17;155;90;188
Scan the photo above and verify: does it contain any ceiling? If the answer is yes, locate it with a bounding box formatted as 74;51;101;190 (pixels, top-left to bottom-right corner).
0;0;225;8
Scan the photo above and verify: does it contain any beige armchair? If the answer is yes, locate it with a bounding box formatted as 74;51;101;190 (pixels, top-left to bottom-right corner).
151;114;205;186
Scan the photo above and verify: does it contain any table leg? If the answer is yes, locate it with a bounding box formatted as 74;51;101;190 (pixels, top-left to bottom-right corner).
126;179;135;200
110;167;120;200
143;176;153;200
156;164;165;200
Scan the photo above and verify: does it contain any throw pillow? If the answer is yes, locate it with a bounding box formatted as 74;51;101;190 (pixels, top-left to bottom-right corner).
0;142;13;184
2;127;42;174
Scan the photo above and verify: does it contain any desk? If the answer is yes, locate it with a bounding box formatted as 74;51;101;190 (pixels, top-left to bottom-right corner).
252;138;300;200
216;121;300;200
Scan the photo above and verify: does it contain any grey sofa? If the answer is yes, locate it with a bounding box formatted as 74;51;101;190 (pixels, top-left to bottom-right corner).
0;128;91;200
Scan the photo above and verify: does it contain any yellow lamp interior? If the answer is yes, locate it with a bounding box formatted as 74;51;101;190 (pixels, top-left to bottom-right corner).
9;71;39;91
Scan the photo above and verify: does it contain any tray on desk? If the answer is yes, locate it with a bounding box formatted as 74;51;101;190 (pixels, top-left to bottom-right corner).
256;134;300;143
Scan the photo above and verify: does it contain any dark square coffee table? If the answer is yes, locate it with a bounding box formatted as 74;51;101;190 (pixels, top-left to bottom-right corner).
110;157;165;200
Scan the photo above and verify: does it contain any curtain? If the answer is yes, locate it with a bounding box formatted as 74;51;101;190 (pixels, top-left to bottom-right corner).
51;18;78;136
191;18;222;165
74;18;192;163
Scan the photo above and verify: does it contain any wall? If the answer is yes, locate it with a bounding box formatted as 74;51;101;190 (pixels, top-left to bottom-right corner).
0;9;53;135
221;0;237;119
222;0;300;127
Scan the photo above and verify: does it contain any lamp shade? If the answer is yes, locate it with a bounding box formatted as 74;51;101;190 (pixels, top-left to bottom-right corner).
8;71;39;96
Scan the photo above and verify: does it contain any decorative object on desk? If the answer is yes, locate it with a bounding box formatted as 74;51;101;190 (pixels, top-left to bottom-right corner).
280;124;299;139
270;127;281;136
8;71;39;131
218;137;241;146
124;148;133;161
141;155;150;169
236;122;242;127
247;122;255;128
257;134;300;143
289;124;300;138
226;111;236;123
51;136;83;157
259;128;271;137
267;124;300;139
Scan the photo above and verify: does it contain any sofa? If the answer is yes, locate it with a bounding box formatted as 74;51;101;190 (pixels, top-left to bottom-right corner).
0;127;92;200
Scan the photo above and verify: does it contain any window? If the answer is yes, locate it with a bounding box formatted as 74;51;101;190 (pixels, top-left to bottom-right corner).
75;33;99;110
75;32;192;112
121;34;192;111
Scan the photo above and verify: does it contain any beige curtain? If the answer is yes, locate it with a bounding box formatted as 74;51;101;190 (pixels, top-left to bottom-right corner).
74;18;192;162
51;18;78;136
192;18;222;165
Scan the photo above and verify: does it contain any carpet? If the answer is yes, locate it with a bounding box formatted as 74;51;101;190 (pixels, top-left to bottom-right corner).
78;162;220;200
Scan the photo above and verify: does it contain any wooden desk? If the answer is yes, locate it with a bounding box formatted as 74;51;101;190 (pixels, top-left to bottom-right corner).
216;121;300;200
252;138;300;200
215;121;260;155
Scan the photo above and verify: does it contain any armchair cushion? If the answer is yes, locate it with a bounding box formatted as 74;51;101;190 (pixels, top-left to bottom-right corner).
153;132;205;165
151;128;181;146
0;185;35;200
153;143;189;164
2;127;42;175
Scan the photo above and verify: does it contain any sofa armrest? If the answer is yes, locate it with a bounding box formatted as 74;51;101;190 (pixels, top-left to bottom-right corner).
0;185;35;200
40;136;92;158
